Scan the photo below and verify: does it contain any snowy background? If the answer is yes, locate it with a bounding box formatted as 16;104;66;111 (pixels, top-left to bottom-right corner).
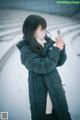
0;1;80;120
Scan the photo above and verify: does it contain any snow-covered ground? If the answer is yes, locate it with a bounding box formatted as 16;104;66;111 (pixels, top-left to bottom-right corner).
0;9;80;120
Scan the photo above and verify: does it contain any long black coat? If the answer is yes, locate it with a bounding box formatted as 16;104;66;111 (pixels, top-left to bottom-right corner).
16;37;71;120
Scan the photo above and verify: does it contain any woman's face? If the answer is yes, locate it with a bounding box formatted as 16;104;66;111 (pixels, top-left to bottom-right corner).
34;25;46;40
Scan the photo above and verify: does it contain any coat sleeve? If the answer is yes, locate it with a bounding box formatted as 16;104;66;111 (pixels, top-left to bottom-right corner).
20;45;62;74
43;37;67;67
56;45;67;67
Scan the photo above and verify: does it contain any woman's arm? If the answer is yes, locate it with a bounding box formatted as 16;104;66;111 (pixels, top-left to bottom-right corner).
20;44;61;74
43;37;67;67
56;45;67;67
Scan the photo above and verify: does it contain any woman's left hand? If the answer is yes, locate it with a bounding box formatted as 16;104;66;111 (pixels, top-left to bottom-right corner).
54;32;65;50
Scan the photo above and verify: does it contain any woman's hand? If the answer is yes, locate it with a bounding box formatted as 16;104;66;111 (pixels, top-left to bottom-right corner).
53;31;65;50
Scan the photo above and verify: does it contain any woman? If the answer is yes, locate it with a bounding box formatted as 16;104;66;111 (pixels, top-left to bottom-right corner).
16;15;72;120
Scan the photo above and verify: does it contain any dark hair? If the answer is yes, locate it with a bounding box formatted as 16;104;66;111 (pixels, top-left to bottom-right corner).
22;15;47;56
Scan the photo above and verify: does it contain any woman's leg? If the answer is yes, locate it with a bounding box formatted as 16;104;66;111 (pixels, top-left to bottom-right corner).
43;107;57;120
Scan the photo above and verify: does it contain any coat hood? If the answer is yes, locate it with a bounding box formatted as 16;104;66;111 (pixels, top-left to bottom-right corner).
16;36;56;50
16;39;29;50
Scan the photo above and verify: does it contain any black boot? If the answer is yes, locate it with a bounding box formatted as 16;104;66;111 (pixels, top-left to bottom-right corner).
43;113;56;120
